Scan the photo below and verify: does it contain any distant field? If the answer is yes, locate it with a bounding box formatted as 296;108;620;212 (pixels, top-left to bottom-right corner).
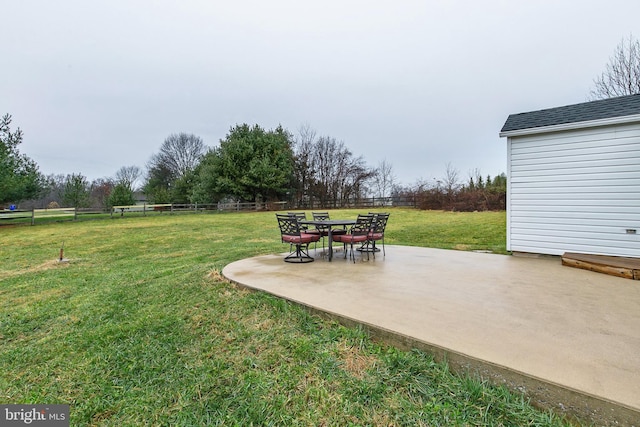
0;209;570;426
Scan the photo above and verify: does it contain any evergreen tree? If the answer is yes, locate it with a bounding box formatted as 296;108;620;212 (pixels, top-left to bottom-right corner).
0;114;44;205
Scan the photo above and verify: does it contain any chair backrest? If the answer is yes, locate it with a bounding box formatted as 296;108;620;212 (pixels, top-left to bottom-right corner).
351;214;374;236
311;212;330;232
370;213;390;234
288;212;307;221
276;214;301;237
312;212;330;221
287;212;309;230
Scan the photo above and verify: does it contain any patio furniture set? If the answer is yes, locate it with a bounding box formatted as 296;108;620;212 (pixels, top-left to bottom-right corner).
276;211;390;263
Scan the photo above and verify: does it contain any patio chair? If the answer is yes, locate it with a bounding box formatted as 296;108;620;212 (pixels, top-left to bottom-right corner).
310;211;345;254
288;212;309;230
366;212;390;257
311;211;330;222
311;212;347;234
332;214;374;263
276;214;321;263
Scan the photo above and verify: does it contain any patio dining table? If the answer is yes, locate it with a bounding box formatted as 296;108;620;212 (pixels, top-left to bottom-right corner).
300;219;355;261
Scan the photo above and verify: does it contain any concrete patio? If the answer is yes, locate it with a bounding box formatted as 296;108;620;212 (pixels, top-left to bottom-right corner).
222;245;640;426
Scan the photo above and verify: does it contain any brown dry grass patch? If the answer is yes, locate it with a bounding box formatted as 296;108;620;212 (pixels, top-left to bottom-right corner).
335;339;377;379
0;259;71;281
206;269;227;282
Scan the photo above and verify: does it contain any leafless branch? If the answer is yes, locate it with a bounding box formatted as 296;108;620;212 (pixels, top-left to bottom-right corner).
590;34;640;100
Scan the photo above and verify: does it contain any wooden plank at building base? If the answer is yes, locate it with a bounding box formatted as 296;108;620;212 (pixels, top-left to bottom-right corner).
562;252;640;280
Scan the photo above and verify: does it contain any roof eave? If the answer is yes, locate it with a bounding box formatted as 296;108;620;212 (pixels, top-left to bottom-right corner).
499;113;640;138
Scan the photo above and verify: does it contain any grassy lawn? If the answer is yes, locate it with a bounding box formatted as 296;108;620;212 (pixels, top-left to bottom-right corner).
0;209;571;426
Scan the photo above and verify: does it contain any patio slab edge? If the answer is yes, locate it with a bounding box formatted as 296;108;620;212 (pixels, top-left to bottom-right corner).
223;268;640;427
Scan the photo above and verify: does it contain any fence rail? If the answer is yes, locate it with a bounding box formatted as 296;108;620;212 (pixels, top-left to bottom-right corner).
111;201;289;217
1;207;83;225
1;197;416;226
290;196;415;209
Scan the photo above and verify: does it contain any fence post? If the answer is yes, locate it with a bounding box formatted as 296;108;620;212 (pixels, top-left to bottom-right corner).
74;207;78;221
143;203;147;216
31;209;35;226
170;204;174;214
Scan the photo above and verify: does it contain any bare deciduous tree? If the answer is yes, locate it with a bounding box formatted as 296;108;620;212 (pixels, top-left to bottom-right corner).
292;132;375;207
312;136;339;206
114;165;141;191
590;34;640;100
293;124;317;206
144;133;206;202
373;159;396;199
148;133;206;180
90;177;114;209
442;162;461;197
314;136;374;206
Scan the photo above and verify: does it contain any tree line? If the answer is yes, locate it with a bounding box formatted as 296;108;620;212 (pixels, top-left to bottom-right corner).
394;165;507;212
1;121;393;210
1;117;504;212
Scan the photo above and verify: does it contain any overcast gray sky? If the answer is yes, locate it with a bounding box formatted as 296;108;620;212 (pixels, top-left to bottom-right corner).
2;1;639;187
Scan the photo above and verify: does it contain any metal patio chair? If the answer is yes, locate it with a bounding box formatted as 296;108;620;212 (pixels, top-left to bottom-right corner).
332;214;374;263
276;214;320;263
288;212;309;230
310;211;345;254
366;212;390;257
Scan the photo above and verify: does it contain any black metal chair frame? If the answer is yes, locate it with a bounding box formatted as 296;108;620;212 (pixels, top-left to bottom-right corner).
276;214;320;263
333;214;374;263
309;212;330;254
288;212;309;230
359;212;390;257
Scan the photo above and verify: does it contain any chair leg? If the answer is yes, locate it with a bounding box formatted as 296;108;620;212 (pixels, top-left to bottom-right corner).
339;240;353;261
284;243;315;263
347;241;369;263
368;240;384;258
357;240;379;254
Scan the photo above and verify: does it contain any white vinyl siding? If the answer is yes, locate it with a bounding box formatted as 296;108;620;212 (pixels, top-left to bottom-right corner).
507;122;640;257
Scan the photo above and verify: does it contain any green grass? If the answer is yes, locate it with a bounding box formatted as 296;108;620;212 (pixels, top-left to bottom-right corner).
0;209;571;426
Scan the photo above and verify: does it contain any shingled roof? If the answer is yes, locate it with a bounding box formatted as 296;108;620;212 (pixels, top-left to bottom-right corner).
500;93;640;134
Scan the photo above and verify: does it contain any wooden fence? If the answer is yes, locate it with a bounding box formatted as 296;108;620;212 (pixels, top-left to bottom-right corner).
1;197;416;226
0;207;92;225
289;196;415;209
111;201;289;217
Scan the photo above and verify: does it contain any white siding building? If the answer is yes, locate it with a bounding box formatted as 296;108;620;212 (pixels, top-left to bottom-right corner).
499;95;640;258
